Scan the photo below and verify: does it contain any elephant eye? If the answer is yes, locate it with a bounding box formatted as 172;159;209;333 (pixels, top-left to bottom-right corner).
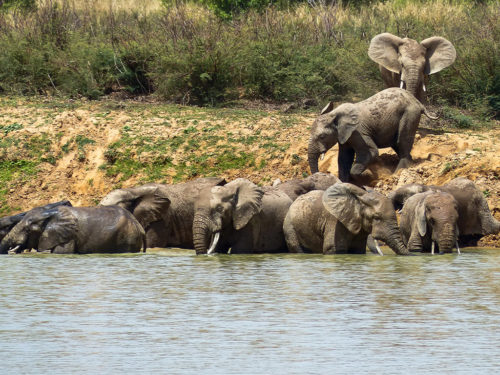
216;205;224;213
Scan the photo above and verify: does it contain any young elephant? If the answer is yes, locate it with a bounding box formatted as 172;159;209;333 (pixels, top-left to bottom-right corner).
390;177;500;246
308;88;437;182
0;205;145;254
400;191;460;254
272;172;340;201
283;183;409;255
193;178;293;255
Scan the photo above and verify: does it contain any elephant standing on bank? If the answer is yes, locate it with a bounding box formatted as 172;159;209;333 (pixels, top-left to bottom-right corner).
100;177;226;249
272;172;340;201
308;88;437;181
368;33;456;102
390;177;500;246
0;200;72;243
283;183;409;255
193;178;293;255
400;191;460;254
0;205;145;254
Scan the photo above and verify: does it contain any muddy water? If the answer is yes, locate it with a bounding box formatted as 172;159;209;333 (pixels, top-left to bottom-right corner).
1;248;500;374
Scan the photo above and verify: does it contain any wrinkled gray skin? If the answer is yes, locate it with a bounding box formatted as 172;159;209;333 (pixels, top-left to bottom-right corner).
193;178;293;255
272;172;340;201
0;206;145;254
100;177;226;249
283;183;409;255
368;33;456;102
0;200;71;244
400;191;459;254
308;88;437;181
390;177;500;246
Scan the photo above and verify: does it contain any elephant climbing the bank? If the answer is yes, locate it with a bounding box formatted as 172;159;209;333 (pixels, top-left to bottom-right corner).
193;178;293;255
368;33;456;102
0;205;145;254
100;177;226;249
283;183;409;255
0;200;71;243
308;88;437;182
272;172;340;201
400;191;460;254
390;177;500;246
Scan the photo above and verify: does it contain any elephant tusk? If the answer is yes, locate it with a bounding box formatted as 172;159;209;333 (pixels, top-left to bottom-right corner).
431;241;435;255
456;241;461;255
320;153;325;161
400;80;404;89
207;232;220;255
374;240;384;256
422;84;426;92
8;245;20;254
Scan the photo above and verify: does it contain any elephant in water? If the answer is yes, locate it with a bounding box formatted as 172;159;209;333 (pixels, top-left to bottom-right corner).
0;205;145;254
390;177;500;246
368;33;456;102
400;191;460;254
193;178;293;255
0;200;72;243
308;88;437;182
272;172;340;201
283;183;409;255
100;177;226;249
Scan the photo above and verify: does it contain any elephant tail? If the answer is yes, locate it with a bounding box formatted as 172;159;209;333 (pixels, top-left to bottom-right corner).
422;106;439;120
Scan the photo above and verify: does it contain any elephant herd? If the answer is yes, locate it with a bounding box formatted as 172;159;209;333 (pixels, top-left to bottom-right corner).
1;33;498;255
0;175;498;256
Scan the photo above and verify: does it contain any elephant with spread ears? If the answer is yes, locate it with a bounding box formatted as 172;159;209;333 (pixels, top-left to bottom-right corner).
368;33;456;102
0;205;145;254
193;178;293;255
400;191;460;254
100;177;226;249
308;88;437;182
283;183;409;255
0;200;72;244
390;177;500;246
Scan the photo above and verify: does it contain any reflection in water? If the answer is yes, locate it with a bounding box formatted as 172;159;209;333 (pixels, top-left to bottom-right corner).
1;249;499;374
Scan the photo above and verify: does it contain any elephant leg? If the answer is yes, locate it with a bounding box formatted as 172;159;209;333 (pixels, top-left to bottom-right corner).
338;145;355;182
350;138;378;180
395;111;419;170
283;216;304;253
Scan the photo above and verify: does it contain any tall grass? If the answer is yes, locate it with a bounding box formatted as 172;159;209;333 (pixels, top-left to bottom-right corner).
0;0;498;116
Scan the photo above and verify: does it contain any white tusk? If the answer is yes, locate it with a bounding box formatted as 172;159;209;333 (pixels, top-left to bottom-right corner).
320;153;325;161
374;240;384;256
400;81;404;89
207;232;220;255
431;241;435;255
456;241;461;255
8;245;20;253
422;84;426;92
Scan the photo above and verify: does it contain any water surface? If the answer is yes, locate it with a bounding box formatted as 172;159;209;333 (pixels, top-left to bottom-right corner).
1;248;499;374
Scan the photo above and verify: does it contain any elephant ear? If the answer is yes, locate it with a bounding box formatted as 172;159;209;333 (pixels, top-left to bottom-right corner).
415;199;427;237
226;178;264;230
336;105;359;145
131;187;171;229
421;36;456;75
320;101;335;115
38;207;78;251
368;33;405;74
322;183;366;234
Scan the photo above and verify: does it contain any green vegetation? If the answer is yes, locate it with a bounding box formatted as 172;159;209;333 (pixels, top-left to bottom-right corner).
0;160;39;213
0;0;497;118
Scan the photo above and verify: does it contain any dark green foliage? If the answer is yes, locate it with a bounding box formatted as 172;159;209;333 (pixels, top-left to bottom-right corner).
0;0;36;11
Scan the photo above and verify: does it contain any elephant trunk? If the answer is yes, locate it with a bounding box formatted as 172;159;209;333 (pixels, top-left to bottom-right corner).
308;139;321;174
403;65;421;98
435;223;456;254
193;212;213;255
0;226;26;254
375;224;410;256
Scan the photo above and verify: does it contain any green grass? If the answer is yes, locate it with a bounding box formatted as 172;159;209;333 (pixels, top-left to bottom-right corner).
0;160;39;213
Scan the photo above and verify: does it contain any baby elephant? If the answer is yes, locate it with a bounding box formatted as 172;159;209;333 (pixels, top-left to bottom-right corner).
283;183;409;255
400;191;460;254
308;88;437;182
0;205;146;254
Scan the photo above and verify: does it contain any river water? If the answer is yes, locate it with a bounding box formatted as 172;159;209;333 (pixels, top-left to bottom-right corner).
1;248;499;374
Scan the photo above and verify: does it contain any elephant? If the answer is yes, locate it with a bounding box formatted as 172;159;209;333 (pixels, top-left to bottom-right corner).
283;183;409;255
0;200;72;243
272;172;340;201
390;177;500;246
368;33;456;102
0;205;145;254
308;88;437;182
100;177;226;249
400;191;460;254
192;178;293;255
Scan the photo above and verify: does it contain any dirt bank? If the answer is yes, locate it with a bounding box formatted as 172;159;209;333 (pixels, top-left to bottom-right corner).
0;96;498;246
